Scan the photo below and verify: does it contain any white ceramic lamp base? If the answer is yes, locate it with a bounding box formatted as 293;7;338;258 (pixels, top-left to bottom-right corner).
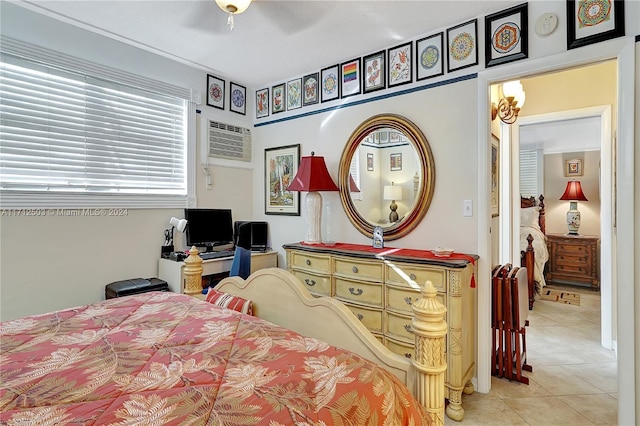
566;201;581;235
303;191;323;244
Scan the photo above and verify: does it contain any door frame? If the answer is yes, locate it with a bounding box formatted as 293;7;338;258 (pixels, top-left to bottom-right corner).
512;106;613;350
476;37;635;424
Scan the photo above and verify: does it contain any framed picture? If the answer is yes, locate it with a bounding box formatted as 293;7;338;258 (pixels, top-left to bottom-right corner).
367;153;374;171
491;134;500;217
265;144;300;216
272;83;285;114
256;88;269;119
388;42;412;87
565;158;584;177
390;153;402;171
363;50;385;93
321;64;340;102
229;82;246;115
206;74;225;110
302;72;319;106
287;78;302;110
485;3;528;68
567;0;625;50
341;58;361;98
447;19;478;72
416;32;444;81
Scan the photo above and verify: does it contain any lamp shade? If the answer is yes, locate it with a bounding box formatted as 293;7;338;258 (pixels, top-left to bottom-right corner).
349;174;360;192
287;152;339;192
559;181;588;201
169;217;188;233
383;184;402;201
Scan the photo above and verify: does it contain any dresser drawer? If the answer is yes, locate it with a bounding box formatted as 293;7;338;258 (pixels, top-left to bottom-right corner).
386;284;446;315
385;336;415;360
555;242;590;255
343;303;383;334
385;310;414;341
333;256;383;281
290;270;331;296
290;252;331;273
334;277;383;307
386;263;446;292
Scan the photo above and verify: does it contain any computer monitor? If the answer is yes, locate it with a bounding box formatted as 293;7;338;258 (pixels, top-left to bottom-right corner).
234;221;268;252
184;208;233;251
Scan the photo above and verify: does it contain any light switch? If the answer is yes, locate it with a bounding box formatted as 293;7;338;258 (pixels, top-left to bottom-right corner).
463;199;473;217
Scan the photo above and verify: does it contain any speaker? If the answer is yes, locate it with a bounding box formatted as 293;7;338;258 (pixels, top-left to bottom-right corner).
234;221;268;252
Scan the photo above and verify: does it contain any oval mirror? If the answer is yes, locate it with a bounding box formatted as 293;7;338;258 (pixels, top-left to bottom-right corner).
338;114;435;240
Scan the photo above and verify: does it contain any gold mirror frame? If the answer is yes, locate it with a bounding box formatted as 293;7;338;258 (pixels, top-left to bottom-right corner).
338;114;436;240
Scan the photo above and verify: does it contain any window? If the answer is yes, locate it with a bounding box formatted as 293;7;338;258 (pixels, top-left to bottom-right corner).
0;38;193;208
519;146;543;197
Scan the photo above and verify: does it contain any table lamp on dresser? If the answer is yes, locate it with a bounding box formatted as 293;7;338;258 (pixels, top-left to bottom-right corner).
559;180;588;235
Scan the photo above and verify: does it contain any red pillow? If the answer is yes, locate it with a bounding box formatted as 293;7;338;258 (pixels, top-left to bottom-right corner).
205;289;253;315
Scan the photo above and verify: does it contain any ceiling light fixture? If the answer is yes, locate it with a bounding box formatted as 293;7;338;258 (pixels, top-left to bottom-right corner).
491;80;526;124
215;0;252;30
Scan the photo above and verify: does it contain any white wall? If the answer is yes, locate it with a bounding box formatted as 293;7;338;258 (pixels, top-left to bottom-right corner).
0;4;254;321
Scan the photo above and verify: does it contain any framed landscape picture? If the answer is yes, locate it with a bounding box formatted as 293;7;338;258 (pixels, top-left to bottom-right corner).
206;74;225;110
416;32;444;81
265;144;300;216
341;58;361;98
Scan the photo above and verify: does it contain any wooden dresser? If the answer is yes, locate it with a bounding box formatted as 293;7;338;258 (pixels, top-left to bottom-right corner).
546;234;599;290
284;242;477;420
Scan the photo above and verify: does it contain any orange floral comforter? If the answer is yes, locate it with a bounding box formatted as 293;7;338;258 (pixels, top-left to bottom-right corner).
1;292;430;425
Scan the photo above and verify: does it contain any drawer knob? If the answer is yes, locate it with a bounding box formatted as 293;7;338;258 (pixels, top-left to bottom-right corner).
349;287;363;296
304;278;316;287
352;266;358;273
306;259;311;266
404;297;413;306
356;313;364;321
410;273;416;281
404;353;412;359
404;324;413;333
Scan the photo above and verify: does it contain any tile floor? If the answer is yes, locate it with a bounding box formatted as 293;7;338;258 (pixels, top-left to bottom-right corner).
445;285;617;425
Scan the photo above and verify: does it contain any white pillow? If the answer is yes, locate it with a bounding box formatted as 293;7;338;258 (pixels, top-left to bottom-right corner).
521;207;541;230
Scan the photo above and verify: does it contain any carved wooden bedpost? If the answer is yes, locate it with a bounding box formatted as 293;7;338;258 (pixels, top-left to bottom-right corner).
411;280;447;425
183;246;204;298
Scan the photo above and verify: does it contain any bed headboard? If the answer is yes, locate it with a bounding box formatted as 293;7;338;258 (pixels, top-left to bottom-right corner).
521;194;546;234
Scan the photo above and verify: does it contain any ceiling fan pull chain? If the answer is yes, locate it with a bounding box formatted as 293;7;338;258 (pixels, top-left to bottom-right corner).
227;13;235;30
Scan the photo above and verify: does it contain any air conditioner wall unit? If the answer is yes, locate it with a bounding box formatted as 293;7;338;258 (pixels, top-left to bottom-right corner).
206;120;251;162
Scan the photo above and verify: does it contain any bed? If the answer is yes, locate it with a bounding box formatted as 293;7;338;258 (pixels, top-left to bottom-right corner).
1;284;431;424
520;195;549;309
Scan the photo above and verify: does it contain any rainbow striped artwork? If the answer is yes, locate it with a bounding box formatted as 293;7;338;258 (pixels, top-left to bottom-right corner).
341;58;361;98
343;63;358;82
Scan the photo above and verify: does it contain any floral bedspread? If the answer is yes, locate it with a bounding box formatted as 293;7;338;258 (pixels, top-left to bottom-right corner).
1;292;430;425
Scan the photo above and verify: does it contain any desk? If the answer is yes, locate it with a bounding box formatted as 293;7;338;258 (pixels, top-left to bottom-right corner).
158;250;278;293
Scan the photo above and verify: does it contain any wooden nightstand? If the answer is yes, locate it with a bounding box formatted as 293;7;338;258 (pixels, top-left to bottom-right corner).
546;233;599;290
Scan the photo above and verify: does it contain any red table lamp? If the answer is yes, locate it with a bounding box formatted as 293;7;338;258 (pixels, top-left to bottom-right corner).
559;180;588;235
287;152;339;244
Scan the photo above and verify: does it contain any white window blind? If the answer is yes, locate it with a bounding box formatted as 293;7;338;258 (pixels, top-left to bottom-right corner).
350;147;362;200
0;50;189;207
519;148;543;197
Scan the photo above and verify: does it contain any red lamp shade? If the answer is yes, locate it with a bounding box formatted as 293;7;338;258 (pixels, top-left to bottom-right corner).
287;152;339;192
349;174;360;192
559;181;588;201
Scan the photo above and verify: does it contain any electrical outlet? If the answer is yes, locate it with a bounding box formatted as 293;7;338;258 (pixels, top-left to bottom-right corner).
463;199;473;217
